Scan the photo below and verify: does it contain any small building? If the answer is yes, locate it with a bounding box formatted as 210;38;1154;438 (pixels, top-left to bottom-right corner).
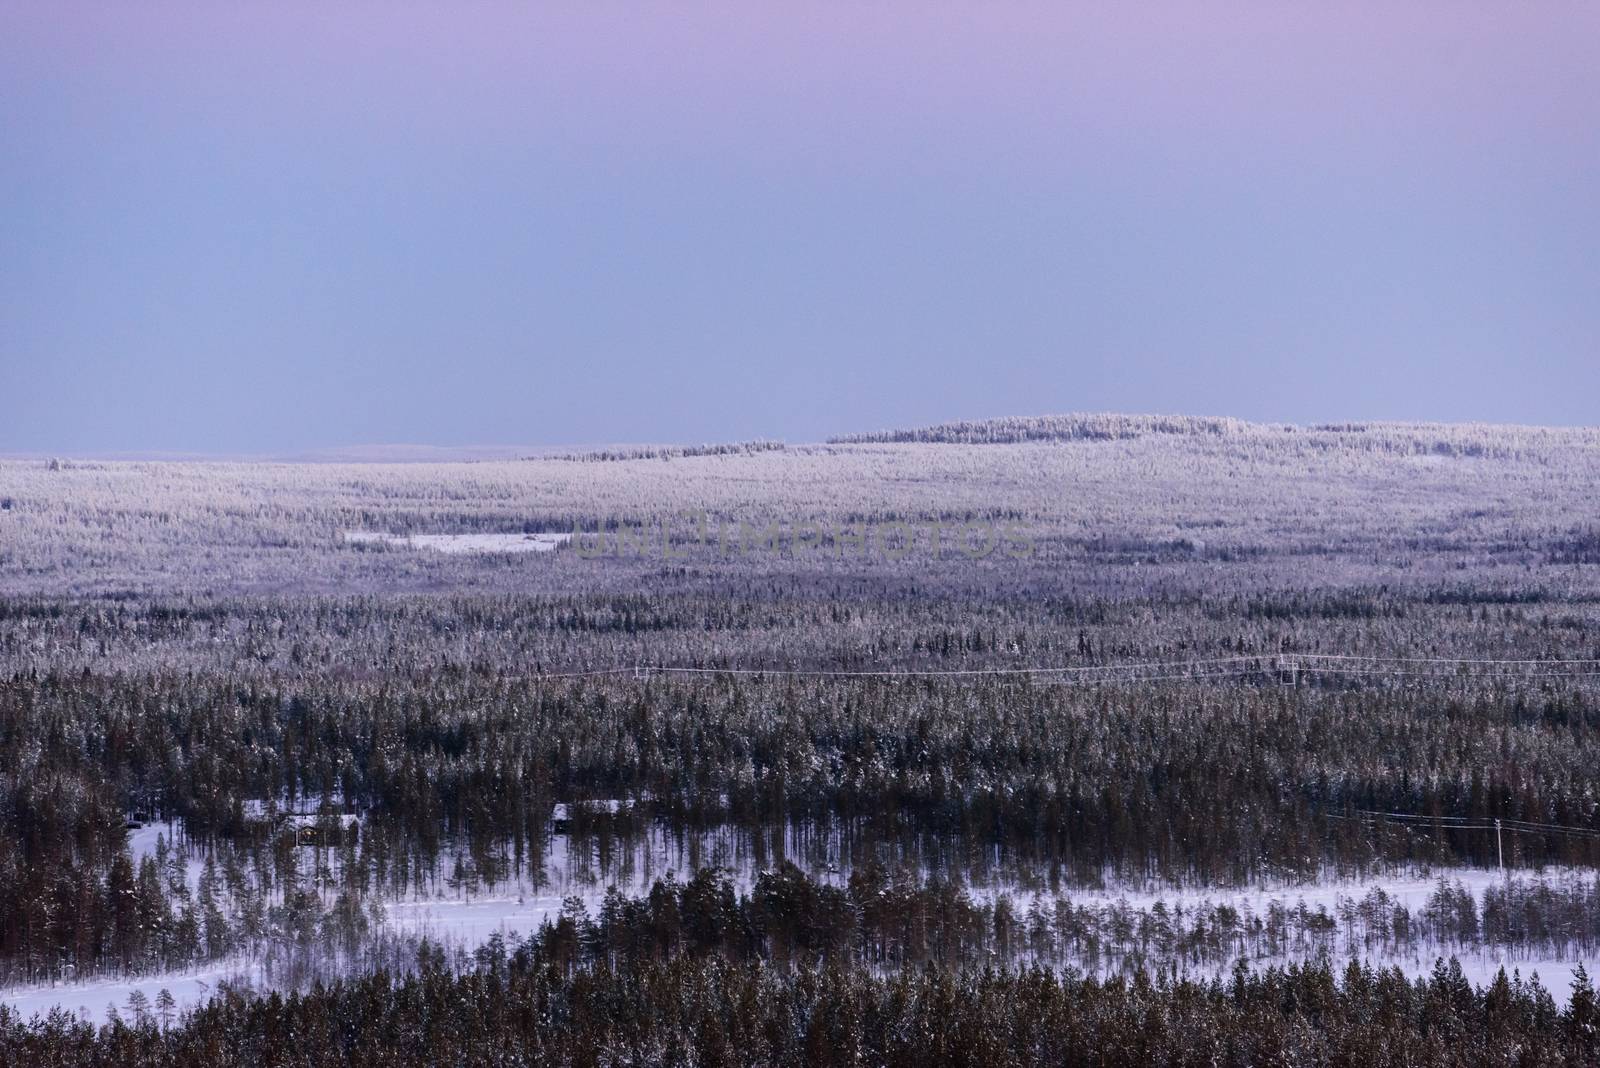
277;811;360;847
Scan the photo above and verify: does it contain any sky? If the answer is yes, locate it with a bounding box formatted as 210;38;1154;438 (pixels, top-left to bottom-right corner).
2;2;1597;454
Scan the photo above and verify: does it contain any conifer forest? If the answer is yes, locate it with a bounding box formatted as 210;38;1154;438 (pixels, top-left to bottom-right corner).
2;417;1600;1064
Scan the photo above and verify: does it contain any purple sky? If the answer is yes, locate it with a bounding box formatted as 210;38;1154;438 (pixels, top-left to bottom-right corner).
3;3;1597;452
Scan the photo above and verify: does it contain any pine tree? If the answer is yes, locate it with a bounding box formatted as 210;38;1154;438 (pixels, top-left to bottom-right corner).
124;988;150;1028
1569;963;1597;1052
155;987;177;1030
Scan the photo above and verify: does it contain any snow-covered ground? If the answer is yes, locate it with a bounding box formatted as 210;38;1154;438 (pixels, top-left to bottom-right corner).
1047;865;1571;912
6;824;1595;1025
126;821;204;879
344;531;570;554
2;963;250;1028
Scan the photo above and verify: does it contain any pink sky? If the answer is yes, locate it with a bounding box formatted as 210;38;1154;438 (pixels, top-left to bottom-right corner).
4;3;1598;449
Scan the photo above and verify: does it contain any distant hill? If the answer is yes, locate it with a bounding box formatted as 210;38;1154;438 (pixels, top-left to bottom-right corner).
829;413;1253;444
828;412;1597;458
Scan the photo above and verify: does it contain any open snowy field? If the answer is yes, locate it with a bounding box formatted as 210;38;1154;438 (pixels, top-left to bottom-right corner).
8;816;1596;1024
10;867;1594;1024
344;530;571;554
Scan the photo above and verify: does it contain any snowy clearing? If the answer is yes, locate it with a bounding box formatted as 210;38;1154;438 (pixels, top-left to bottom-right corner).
9;831;1597;1026
344;530;571;554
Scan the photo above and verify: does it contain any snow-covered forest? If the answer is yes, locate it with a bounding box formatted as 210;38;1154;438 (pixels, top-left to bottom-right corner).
3;416;1600;1063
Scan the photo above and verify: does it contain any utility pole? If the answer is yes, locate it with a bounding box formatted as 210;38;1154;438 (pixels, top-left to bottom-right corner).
1495;818;1503;873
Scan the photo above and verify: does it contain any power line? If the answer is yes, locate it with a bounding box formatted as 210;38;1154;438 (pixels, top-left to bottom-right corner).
1298;654;1600;667
508;652;1600;685
1337;810;1600;841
